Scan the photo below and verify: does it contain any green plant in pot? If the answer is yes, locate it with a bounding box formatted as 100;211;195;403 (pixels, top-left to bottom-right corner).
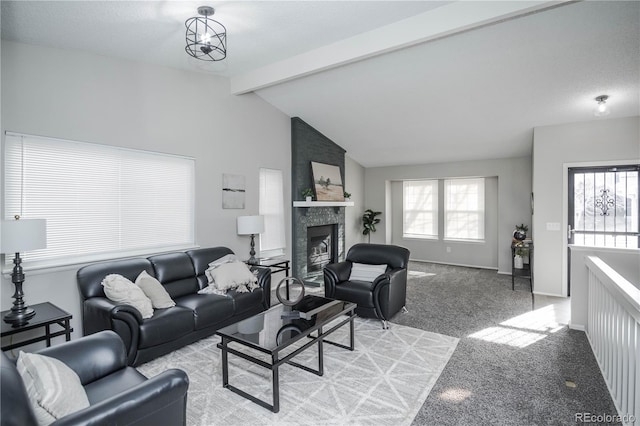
343;191;351;200
362;209;381;243
301;188;314;202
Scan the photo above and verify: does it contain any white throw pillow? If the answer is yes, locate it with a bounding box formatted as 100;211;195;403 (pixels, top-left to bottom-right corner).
206;261;258;293
102;274;154;319
349;263;388;282
17;351;90;425
135;270;176;309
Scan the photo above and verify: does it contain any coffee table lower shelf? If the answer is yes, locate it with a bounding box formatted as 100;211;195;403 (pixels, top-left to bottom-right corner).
216;306;355;413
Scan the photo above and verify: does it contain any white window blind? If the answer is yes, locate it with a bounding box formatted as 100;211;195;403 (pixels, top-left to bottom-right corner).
403;180;438;239
3;133;195;266
444;178;485;241
259;168;286;258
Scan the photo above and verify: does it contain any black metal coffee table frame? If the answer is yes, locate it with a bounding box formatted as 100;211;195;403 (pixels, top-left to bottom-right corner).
216;302;356;413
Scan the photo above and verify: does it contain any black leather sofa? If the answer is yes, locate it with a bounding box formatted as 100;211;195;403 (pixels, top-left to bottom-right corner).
324;243;410;329
0;330;189;426
77;247;271;366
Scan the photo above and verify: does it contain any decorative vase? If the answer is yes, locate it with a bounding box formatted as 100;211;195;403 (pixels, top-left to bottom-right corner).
513;229;526;241
514;255;524;269
305;196;312;202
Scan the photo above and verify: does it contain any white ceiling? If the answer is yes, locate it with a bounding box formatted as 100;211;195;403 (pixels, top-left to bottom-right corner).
2;1;639;167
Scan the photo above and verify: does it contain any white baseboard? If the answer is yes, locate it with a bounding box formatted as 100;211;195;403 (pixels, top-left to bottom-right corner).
532;290;564;297
409;258;498;271
569;323;585;331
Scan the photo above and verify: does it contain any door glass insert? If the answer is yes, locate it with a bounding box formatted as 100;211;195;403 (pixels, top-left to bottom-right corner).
570;166;639;248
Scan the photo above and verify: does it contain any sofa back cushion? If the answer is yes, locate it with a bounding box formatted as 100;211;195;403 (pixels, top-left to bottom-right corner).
186;247;235;289
148;252;198;299
346;243;410;270
1;352;38;426
77;258;154;300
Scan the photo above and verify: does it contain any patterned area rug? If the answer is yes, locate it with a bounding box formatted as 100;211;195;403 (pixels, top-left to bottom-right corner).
137;317;458;425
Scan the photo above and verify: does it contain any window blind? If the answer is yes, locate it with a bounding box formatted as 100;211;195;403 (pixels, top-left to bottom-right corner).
259;168;286;257
3;133;195;266
444;178;485;240
403;180;438;239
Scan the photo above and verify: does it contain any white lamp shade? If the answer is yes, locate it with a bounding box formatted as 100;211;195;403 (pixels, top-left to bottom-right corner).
237;215;265;235
1;219;47;253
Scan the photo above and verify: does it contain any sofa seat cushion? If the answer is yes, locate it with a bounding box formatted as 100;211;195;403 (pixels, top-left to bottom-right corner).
175;294;235;330
84;367;147;404
228;288;264;314
334;280;375;308
138;307;195;349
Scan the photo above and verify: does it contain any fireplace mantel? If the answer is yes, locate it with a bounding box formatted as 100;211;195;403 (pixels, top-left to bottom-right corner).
293;201;354;207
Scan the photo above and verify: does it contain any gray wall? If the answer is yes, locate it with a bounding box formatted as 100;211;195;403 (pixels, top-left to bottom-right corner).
532;116;640;296
345;155;366;250
365;157;532;274
0;41;291;346
389;177;499;268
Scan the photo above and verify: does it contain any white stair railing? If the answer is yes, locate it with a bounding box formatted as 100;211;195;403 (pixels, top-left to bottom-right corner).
586;256;640;426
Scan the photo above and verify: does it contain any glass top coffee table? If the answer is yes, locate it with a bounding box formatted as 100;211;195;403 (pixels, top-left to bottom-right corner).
216;295;356;413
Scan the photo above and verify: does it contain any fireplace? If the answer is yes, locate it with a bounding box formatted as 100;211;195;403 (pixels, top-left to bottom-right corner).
306;224;338;281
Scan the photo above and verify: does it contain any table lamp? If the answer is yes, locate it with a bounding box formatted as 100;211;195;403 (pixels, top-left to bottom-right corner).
237;215;264;264
1;216;47;327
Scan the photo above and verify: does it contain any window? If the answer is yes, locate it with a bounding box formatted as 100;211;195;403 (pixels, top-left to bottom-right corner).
259;168;286;257
403;180;438;239
3;133;195;267
444;178;485;241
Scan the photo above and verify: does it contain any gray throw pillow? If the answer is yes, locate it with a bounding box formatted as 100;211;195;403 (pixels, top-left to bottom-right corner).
135;270;176;309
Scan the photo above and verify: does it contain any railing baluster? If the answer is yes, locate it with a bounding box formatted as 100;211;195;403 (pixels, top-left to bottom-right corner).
585;256;640;426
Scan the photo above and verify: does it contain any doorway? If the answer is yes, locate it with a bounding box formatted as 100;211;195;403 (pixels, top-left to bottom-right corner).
567;165;640;294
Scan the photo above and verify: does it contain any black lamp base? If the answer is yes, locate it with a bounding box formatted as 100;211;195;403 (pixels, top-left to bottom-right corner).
3;252;37;327
3;306;36;328
247;233;257;264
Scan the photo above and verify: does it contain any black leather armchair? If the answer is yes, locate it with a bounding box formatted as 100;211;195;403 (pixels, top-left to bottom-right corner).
324;243;410;329
0;331;189;426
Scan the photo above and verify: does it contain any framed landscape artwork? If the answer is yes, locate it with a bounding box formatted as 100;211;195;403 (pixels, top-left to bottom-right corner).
311;161;344;201
222;173;245;209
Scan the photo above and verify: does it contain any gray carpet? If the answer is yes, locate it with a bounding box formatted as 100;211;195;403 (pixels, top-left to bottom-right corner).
394;261;620;426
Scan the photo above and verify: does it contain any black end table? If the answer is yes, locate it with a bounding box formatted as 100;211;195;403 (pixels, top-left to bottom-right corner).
1;302;73;351
246;257;290;277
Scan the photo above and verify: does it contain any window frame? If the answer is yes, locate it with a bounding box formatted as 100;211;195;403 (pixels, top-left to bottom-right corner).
3;132;196;271
402;179;439;240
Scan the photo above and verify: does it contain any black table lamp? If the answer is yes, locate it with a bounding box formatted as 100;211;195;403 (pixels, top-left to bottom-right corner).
237;215;264;264
1;216;47;327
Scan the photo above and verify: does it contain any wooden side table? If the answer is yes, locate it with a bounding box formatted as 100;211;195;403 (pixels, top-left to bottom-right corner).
1;302;73;351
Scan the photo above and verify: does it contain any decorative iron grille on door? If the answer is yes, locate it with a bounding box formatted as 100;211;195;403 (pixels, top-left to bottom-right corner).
568;165;639;248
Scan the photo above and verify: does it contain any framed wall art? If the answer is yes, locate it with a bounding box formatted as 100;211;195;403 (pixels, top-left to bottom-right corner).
310;161;344;201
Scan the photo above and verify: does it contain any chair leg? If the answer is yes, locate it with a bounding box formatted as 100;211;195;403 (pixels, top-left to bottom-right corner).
401;306;408;314
381;320;388;330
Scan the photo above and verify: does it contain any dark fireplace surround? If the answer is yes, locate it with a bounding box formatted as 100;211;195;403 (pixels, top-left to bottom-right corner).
291;117;347;285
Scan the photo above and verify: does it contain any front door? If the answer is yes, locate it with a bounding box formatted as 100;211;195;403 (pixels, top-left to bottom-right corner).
567;165;639;295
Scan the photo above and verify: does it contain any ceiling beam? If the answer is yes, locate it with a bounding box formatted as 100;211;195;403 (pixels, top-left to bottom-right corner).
230;1;572;95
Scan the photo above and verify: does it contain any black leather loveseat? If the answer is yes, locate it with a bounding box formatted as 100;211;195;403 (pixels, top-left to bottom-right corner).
0;330;189;426
77;247;271;366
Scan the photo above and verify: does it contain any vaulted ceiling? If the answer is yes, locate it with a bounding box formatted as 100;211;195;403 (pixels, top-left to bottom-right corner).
2;1;639;167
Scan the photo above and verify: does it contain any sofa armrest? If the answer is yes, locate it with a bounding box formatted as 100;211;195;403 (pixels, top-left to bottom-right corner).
37;331;126;386
51;369;189;426
372;267;407;320
82;298;143;366
250;266;272;309
323;261;352;298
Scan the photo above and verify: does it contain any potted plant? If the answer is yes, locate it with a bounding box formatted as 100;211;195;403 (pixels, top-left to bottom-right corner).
343;191;351;201
301;188;314;202
362;209;381;243
513;224;528;241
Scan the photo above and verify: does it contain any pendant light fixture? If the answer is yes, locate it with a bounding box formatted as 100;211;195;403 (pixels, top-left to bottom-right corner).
185;6;227;61
594;95;610;117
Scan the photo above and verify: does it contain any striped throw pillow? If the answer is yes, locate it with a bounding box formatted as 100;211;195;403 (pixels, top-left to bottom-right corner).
349;263;388;282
